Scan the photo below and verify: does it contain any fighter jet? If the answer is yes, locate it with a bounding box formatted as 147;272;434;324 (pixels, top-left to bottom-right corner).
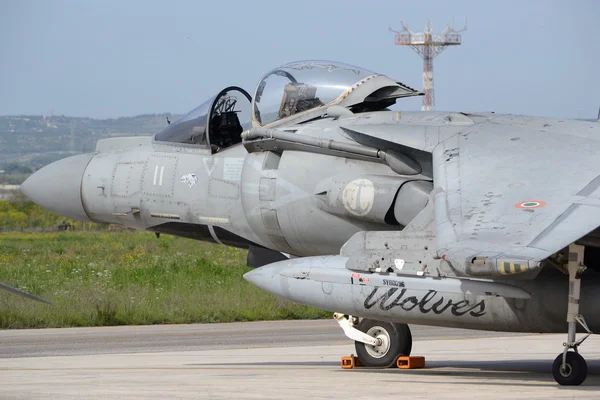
20;60;600;385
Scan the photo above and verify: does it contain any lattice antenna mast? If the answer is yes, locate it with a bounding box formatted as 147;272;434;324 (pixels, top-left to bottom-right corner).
391;19;466;111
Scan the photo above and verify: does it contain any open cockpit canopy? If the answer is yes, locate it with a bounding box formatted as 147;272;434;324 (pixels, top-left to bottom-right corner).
154;60;421;151
252;60;421;127
252;61;375;125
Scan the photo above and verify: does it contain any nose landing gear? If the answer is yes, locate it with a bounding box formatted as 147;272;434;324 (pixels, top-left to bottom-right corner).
334;313;412;367
552;244;593;386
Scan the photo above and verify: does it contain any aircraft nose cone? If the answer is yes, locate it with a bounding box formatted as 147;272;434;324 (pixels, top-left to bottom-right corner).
243;264;284;296
20;153;95;222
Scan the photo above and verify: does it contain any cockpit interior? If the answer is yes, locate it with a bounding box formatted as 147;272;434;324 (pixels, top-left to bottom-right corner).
154;86;251;154
208;89;251;153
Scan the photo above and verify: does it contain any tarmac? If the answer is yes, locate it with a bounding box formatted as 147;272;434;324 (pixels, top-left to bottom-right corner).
1;320;600;399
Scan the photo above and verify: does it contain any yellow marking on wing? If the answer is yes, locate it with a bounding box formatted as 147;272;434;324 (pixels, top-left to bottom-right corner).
498;261;527;275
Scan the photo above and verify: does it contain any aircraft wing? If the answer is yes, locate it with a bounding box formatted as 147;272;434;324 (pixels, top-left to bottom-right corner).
434;121;600;277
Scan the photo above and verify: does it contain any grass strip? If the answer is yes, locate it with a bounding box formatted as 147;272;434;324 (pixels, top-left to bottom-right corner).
0;231;329;328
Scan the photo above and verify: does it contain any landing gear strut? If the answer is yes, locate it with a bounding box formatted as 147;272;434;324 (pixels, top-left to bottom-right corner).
334;313;412;367
552;244;593;386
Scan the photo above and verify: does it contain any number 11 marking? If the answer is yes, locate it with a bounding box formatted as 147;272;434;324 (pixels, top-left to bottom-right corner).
153;165;165;186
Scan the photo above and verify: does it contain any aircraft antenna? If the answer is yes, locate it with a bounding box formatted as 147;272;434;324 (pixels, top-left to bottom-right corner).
390;19;466;111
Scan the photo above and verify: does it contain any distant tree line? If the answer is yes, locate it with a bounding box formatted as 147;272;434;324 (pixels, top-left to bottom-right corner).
0;174;29;185
1;163;33;174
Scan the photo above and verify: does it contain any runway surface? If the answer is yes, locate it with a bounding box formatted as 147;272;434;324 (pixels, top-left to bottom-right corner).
1;320;600;399
0;320;523;358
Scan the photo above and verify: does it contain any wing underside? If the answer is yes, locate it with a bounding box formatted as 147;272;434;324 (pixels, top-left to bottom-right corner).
433;121;600;276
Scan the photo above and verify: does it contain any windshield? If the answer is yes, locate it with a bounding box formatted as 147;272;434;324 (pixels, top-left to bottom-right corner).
154;96;215;145
252;60;375;126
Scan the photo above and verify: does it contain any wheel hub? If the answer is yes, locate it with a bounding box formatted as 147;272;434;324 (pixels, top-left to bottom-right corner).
364;326;391;359
560;364;572;377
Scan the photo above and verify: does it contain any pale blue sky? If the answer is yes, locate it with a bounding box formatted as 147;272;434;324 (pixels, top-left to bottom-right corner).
1;0;598;119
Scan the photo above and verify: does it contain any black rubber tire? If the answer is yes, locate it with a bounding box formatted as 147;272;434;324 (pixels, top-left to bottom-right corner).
552;352;587;386
354;319;412;367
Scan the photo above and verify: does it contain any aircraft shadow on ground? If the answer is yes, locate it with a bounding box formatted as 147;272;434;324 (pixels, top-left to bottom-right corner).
353;359;600;389
188;359;600;388
187;361;340;367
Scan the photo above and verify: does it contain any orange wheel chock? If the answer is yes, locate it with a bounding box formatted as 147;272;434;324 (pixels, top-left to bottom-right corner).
396;356;425;369
340;354;363;369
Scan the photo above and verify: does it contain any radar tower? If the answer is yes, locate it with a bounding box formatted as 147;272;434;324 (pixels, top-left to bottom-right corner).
391;19;466;111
